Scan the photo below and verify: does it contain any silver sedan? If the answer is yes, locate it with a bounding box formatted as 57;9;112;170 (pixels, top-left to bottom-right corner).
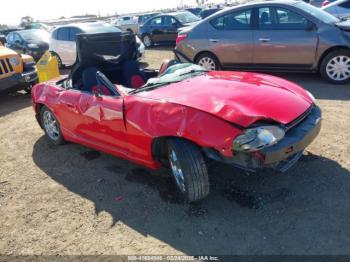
175;0;350;84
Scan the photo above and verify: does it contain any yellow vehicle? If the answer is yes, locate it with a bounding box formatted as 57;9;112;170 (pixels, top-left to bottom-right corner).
0;42;38;94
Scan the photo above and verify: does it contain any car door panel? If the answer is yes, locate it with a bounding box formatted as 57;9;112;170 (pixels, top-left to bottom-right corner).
208;9;254;66
253;6;318;68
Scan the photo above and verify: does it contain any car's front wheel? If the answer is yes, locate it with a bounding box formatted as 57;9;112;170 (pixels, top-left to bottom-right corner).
40;106;65;145
320;49;350;84
195;52;221;71
167;138;209;202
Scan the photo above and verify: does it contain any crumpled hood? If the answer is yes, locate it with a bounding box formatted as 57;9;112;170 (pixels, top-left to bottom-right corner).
137;71;313;127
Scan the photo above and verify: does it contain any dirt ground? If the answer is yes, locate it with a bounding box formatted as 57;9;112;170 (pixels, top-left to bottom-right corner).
0;47;350;256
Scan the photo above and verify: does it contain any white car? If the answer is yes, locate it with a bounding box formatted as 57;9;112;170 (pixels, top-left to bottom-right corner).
322;0;350;20
110;16;139;34
50;22;144;68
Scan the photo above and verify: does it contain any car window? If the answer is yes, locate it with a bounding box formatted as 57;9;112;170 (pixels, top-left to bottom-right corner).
57;28;70;41
150;17;163;26
258;7;309;30
211;9;252;30
275;8;308;29
13;33;22;43
259;7;274;29
294;2;339;23
6;33;14;43
339;0;350;8
69;27;82;42
163;16;178;26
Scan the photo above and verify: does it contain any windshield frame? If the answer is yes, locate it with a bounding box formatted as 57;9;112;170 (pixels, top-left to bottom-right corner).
294;2;340;24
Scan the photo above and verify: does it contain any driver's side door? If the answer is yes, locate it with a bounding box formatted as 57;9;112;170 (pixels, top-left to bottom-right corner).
75;75;128;155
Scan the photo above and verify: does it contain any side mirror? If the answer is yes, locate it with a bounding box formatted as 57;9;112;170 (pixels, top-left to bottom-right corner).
14;39;22;45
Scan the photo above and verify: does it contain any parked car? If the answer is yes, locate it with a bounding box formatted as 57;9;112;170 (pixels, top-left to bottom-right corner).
185;7;203;17
139;11;201;47
111;16;139;34
199;7;222;19
322;0;350;19
5;29;49;61
176;0;350;84
0;35;6;45
137;13;160;25
0;42;38;94
50;22;145;68
32;32;321;202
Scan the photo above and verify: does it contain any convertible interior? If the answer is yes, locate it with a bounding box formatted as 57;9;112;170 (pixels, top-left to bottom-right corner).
59;31;178;96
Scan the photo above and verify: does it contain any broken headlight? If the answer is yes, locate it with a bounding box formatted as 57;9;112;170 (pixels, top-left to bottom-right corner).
233;126;285;152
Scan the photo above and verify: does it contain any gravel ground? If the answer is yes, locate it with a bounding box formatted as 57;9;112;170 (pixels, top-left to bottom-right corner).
0;47;349;255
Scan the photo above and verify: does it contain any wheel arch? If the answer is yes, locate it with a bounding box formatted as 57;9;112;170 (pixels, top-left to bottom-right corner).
317;45;350;71
34;103;46;128
193;50;221;68
151;136;201;166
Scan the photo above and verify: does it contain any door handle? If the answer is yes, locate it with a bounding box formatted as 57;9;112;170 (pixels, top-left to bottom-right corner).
210;39;219;43
259;38;270;43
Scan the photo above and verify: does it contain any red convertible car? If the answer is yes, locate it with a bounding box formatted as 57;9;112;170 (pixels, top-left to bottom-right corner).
32;32;322;202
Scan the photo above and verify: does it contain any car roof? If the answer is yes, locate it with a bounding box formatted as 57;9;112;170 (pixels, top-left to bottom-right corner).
52;22;111;31
16;29;44;34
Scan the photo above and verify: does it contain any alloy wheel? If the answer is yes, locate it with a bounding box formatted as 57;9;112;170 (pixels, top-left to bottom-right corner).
169;149;186;192
143;35;152;48
326;55;350;82
198;56;216;71
43;110;60;141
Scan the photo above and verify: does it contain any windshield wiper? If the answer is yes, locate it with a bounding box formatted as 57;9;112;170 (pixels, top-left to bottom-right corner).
179;69;209;77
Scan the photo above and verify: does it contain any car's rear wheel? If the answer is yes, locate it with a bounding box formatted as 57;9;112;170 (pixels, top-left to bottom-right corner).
51;52;63;69
142;34;153;48
40;106;65;145
320;49;350;84
167;138;209;202
195;52;221;71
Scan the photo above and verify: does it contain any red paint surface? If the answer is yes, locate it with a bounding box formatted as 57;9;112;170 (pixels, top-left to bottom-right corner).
32;71;313;169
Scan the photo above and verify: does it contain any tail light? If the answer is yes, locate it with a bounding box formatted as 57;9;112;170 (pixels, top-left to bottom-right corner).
176;34;188;45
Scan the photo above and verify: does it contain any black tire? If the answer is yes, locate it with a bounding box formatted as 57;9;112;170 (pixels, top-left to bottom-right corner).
51;52;64;69
320;49;350;84
167;138;209;202
142;34;153;48
40;106;65;145
195;52;221;71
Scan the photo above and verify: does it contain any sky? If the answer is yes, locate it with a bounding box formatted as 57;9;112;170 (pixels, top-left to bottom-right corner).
1;0;224;26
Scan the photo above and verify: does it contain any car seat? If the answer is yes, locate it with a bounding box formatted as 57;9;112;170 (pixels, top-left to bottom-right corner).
121;60;146;88
82;67;112;96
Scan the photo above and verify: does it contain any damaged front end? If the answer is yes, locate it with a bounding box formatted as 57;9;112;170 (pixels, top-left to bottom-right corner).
204;105;322;173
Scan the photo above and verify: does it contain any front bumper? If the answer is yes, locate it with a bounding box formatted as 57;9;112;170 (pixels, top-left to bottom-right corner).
0;67;38;94
205;105;322;173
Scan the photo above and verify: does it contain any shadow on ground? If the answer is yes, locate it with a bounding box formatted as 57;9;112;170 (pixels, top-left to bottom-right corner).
32;136;350;254
0;92;31;118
